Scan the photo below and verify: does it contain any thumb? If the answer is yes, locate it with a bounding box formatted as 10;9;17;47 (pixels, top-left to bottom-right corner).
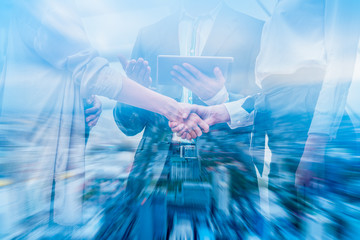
117;54;128;71
180;103;196;119
86;95;95;105
182;110;190;119
214;67;225;85
204;117;215;127
191;104;207;118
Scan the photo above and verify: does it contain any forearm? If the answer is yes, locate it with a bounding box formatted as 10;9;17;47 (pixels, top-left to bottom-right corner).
207;104;230;126
116;77;182;121
75;58;182;121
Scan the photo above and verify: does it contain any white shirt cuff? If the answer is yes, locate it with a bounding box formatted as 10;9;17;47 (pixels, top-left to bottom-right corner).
224;97;254;129
202;86;229;106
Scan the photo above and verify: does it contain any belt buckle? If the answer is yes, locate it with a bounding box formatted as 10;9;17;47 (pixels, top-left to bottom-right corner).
180;144;197;159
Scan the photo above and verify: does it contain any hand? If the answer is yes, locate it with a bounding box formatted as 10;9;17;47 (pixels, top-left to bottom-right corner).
169;104;230;140
171;63;225;101
84;95;102;128
295;134;329;188
173;112;210;140
161;102;208;140
118;55;152;87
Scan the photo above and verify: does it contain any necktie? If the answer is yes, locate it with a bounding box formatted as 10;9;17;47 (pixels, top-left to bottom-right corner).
181;18;200;105
174;18;201;144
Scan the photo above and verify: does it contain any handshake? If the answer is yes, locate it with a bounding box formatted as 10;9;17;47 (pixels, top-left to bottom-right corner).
168;103;230;140
119;56;231;140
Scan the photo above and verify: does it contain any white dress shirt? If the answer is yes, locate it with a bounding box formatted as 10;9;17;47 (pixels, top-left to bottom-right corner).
308;0;360;137
226;0;328;128
178;3;229;105
255;0;327;87
224;97;255;129
225;0;360;132
178;4;254;128
0;0;125;226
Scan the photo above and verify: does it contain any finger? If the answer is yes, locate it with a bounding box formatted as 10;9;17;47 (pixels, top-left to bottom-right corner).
169;121;178;128
86;95;95;105
183;117;198;139
182;63;204;80
186;116;202;137
193;126;202;137
117;55;128;71
170;69;191;87
173;65;197;83
213;67;225;84
188;131;197;140
189;113;209;133
181;132;188;139
88;117;99;127
186;133;193;140
126;60;137;76
138;60;148;81
86;115;96;124
143;66;152;86
86;105;102;120
176;123;190;136
144;66;151;79
172;123;185;133
132;58;144;76
85;104;102;115
197;120;209;133
86;111;101;123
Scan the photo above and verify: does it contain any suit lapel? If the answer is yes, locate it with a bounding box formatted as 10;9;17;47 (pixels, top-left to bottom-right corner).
202;6;240;56
155;13;181;55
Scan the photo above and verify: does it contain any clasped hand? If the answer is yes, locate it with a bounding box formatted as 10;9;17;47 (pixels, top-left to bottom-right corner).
169;103;230;140
169;63;229;139
119;56;230;140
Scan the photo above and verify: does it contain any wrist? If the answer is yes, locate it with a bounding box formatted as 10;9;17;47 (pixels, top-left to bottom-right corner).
159;98;181;121
199;90;217;102
202;86;229;106
211;104;230;125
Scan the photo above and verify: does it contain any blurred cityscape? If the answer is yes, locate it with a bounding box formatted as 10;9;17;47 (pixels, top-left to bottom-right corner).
2;106;359;239
1;1;360;239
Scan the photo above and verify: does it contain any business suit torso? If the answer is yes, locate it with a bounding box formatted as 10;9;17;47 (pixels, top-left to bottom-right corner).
114;5;264;198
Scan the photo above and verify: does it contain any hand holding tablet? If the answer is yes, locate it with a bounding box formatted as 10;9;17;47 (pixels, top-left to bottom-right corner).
157;55;233;100
171;63;226;101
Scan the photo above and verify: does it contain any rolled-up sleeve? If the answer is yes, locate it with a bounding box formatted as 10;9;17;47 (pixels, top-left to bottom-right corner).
68;51;124;100
17;0;124;100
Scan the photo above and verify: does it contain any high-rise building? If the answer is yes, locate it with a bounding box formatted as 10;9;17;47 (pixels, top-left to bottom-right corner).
212;165;230;216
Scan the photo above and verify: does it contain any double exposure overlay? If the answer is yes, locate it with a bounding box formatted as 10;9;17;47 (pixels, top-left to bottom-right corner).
0;1;359;239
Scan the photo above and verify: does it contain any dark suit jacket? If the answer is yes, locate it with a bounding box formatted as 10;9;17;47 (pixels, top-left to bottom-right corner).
113;5;264;198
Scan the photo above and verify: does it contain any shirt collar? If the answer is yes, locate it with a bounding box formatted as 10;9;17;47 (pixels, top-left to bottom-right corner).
179;2;222;22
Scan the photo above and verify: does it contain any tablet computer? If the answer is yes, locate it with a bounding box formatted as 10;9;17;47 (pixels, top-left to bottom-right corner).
157;55;233;85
